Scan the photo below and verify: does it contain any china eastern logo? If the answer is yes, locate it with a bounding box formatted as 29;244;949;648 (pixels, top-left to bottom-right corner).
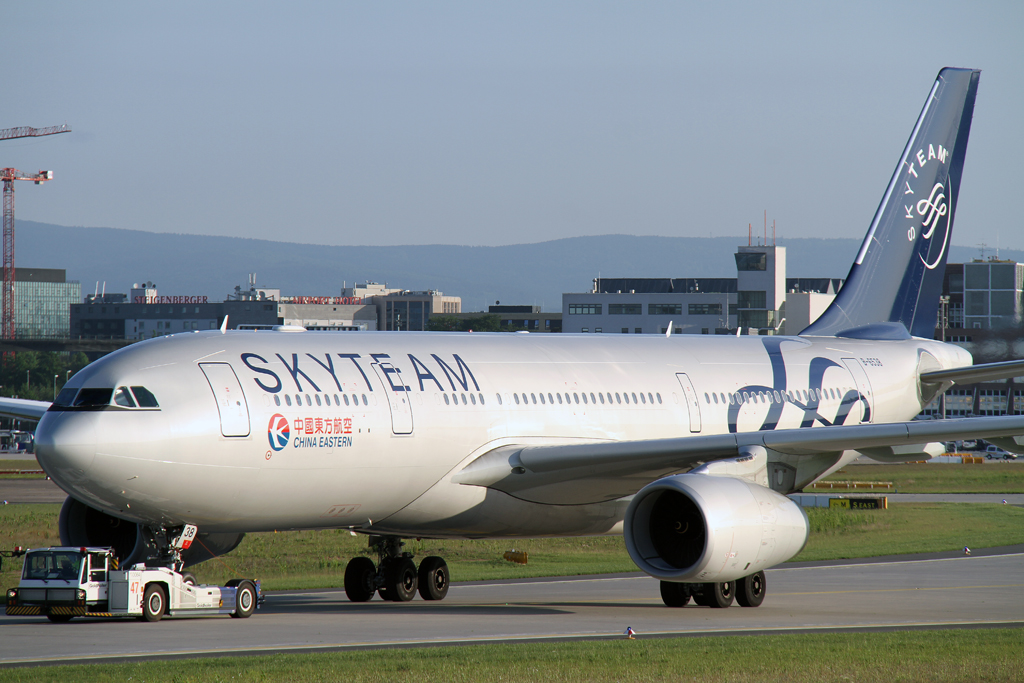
267;413;290;451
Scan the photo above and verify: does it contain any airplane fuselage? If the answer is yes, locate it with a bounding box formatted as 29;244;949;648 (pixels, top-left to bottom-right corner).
35;329;970;539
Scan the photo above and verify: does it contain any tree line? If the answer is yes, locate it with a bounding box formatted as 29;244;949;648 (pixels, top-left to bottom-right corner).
1;351;91;401
425;314;522;332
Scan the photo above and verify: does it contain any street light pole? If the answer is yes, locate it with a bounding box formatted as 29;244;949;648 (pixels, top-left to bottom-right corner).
939;294;950;419
939;295;950;342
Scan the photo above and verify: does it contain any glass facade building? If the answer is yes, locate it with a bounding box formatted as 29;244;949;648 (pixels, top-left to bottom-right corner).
3;269;81;340
962;261;1023;329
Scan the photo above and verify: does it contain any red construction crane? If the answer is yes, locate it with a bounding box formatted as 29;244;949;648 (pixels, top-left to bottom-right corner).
0;124;70;341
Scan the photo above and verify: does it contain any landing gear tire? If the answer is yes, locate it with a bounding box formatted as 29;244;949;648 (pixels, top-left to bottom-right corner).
418;556;450;601
344;557;377;602
659;581;690;607
736;571;766;607
385;557;418;602
181;572;197;586
707;581;735;608
230;580;257;618
141;584;166;622
46;612;73;623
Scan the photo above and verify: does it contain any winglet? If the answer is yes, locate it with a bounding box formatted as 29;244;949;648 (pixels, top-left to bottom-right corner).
665;322;673;338
220;315;228;334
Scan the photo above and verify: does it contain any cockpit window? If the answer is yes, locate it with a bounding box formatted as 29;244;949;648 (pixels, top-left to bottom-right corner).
73;388;114;407
113;387;136;408
52;387;78;407
47;385;160;412
131;386;159;408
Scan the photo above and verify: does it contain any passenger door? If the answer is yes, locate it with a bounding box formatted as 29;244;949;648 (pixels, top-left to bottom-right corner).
675;373;702;433
372;362;414;435
199;363;251;437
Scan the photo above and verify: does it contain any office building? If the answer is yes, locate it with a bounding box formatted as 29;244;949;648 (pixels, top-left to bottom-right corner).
562;244;841;335
1;268;81;339
337;282;462;331
72;281;379;339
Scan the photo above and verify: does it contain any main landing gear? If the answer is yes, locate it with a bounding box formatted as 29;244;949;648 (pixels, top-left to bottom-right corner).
659;571;766;608
343;536;450;603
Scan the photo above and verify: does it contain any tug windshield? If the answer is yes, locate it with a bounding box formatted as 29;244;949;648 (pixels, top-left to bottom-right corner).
22;550;84;581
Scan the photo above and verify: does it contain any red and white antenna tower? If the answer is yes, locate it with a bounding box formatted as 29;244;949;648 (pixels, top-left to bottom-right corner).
0;124;70;341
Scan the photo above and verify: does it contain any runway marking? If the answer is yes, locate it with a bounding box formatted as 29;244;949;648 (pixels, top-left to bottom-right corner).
237;550;1024;598
487;582;1024;606
772;583;1024;597
298;580;1024;607
270;581;1024;606
458;575;650;588
453;553;1024;589
773;552;1024;571
4;619;1022;665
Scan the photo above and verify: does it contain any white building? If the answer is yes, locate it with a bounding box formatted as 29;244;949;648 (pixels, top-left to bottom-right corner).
562;244;841;335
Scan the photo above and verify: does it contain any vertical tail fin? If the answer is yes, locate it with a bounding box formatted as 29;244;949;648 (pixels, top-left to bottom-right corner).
801;68;980;338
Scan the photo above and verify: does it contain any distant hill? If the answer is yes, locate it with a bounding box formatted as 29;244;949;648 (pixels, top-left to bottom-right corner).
14;221;1009;312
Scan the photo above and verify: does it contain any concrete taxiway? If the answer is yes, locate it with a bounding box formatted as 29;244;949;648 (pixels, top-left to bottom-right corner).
1;551;1021;666
0;479;65;504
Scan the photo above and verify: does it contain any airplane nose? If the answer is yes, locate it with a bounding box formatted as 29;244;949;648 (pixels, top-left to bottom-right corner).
34;411;97;487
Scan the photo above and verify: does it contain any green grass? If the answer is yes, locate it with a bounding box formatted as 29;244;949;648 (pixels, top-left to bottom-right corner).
0;458;44;479
822;462;1024;492
164;531;636;589
0;458;39;468
0;628;1021;682
801;503;1024;559
3;502;1024;599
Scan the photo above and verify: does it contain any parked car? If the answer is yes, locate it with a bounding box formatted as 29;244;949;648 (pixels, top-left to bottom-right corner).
984;445;1018;460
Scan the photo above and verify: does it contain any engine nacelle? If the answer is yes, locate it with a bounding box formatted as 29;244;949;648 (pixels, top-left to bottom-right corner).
59;496;141;561
58;497;244;568
624;474;809;583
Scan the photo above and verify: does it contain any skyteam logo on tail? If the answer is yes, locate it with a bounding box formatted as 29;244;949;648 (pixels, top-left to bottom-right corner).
915;181;950;270
903;143;951;270
268;413;290;451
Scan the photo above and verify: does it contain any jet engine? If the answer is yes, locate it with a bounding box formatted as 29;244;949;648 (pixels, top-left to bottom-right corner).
58;496;244;568
624;474;808;583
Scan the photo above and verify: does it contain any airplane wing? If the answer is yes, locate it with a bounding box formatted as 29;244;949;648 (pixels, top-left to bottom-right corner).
921;358;1024;385
453;414;1024;504
0;397;51;422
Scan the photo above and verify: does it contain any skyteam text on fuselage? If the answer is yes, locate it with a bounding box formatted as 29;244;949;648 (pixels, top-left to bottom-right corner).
21;67;1024;610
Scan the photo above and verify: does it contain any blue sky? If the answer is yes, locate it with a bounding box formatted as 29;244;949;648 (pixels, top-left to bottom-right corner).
3;1;1022;249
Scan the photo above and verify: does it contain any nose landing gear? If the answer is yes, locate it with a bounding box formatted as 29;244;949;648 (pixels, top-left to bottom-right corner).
343;536;450;603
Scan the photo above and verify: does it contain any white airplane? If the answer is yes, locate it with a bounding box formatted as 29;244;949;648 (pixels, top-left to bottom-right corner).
10;67;1024;608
